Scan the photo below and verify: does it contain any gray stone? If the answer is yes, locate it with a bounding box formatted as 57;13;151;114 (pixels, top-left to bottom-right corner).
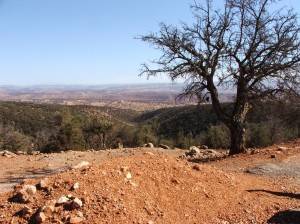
247;163;281;175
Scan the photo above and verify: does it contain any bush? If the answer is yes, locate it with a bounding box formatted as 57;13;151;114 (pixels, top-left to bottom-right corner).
203;124;230;149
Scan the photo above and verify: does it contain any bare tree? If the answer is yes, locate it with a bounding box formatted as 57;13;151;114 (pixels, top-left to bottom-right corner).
139;0;300;155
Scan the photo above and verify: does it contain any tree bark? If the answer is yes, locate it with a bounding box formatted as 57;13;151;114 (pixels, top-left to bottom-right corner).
229;124;246;155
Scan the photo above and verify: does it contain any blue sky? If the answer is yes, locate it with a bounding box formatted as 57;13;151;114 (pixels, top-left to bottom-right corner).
0;0;298;85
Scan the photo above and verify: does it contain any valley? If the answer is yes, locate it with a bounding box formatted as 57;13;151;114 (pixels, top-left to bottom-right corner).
0;84;234;111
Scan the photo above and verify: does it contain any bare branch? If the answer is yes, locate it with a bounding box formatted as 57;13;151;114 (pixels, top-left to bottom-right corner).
139;0;300;154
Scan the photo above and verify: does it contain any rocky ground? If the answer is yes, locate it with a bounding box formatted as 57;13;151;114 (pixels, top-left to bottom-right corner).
0;140;299;223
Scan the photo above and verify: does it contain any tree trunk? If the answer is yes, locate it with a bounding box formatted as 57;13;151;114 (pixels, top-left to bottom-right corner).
229;124;246;155
207;76;250;155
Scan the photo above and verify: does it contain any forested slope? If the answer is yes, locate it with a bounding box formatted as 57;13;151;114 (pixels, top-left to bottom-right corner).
0;101;298;152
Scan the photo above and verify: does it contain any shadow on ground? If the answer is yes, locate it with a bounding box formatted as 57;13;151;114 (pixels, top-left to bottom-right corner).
247;189;300;224
188;155;227;163
268;209;300;224
247;189;300;200
1;168;65;185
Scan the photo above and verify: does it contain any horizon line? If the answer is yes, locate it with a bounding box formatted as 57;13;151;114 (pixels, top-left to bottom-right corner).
0;82;185;87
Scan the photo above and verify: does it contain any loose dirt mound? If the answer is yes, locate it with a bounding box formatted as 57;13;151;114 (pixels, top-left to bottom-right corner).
0;150;299;223
0;148;184;193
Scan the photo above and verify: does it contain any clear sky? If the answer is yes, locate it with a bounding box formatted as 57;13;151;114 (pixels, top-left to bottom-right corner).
0;0;298;85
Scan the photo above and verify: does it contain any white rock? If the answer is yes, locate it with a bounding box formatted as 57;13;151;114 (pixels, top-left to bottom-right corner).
277;146;287;151
39;179;48;189
16;151;27;155
2;150;17;157
23;185;37;195
36;212;47;223
72;182;79;190
72;161;90;169
46;199;57;207
67;194;73;199
186;146;200;157
158;144;170;149
18;189;30;202
144;143;154;148
17;185;37;202
189;146;200;152
126;172;132;179
76;211;84;217
144;152;154;156
129;181;138;187
56;196;69;205
72;198;83;209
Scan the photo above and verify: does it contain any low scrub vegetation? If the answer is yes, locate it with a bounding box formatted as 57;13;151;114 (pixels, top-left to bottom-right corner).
0;101;298;153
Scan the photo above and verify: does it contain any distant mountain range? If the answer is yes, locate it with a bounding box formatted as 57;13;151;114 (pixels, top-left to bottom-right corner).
0;83;235;111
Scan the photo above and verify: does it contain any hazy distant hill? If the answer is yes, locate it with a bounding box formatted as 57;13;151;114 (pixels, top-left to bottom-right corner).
0;83;235;111
0;83;183;101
